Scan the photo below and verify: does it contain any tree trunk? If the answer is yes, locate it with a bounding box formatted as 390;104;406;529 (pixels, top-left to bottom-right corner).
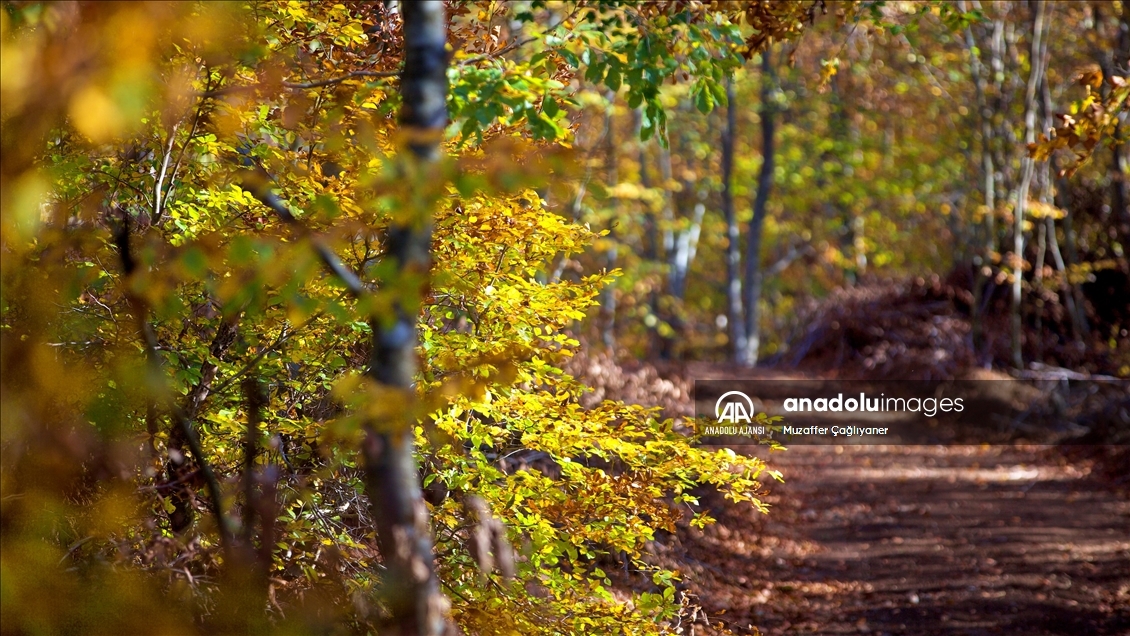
635;111;666;356
1011;0;1048;370
669;119;707;303
665;102;697;301
1095;0;1130;248
1033;210;1047;360
636;109;658;264
1052;164;1089;340
743;48;777;367
653;130;682;358
721;74;748;364
963;3;998;360
659;144;676;261
362;2;449;633
600;94;619;348
1039;43;1088;344
671;198;705;301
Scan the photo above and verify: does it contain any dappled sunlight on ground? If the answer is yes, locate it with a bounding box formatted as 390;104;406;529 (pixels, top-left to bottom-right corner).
657;444;1129;635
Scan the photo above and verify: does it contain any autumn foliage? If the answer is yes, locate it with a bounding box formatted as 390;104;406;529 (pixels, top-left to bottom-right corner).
0;2;809;633
2;1;1127;635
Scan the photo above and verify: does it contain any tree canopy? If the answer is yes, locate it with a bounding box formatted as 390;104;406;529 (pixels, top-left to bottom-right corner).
2;1;1127;634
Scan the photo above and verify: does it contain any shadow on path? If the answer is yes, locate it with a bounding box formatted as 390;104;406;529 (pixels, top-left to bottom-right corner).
661;445;1130;635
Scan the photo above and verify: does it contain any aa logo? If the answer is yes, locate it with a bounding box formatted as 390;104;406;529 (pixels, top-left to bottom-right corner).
715;391;754;424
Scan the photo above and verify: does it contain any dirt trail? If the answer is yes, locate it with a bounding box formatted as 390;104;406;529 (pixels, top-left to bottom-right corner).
663;444;1130;635
570;355;1129;634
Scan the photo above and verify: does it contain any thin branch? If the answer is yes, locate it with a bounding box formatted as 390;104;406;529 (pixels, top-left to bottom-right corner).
284;69;401;89
197;34;537;100
766;243;816;277
86;292;119;325
100;168;154;209
164;71;214;216
170;404;236;552
239;172;366;296
154;121;180;221
112;206;236;558
138;467;202;492
200;70;401;98
457;36;538;66
210;308;326;398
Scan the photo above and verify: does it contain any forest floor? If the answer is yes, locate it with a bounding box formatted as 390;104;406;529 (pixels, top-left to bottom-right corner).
572;352;1130;635
663;442;1130;636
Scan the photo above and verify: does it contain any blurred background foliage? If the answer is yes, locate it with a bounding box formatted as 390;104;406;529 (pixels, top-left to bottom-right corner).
1;1;1126;634
573;1;1128;372
0;1;810;633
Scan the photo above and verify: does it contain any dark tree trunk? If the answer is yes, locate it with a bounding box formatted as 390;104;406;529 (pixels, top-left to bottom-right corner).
362;2;450;633
1038;42;1088;344
962;3;998;361
1011;0;1048;369
635;112;661;355
600;95;618;349
1113;1;1130;248
742;47;777;367
166;316;239;534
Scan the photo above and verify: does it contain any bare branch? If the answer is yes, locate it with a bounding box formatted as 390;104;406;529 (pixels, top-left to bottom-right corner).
456;36;537;66
153;121;180;221
112;206;236;556
199;69;401;98
237;173;367;296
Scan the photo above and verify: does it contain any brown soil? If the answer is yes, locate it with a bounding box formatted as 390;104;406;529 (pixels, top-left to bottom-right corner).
659;443;1130;635
568;334;1128;635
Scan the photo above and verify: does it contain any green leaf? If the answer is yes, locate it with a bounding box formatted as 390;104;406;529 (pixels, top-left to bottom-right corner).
542;95;560;118
584;59;606;84
605;58;622;92
694;86;714;114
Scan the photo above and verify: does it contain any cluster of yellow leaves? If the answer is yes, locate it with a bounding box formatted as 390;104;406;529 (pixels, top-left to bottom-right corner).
411;186;772;632
1029;67;1130;177
3;1;788;633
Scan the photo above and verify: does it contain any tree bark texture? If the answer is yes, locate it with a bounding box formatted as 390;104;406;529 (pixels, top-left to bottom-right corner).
362;2;450;634
721;75;748;364
1011;0;1048;369
600;95;619;349
961;3;997;360
743;47;777;367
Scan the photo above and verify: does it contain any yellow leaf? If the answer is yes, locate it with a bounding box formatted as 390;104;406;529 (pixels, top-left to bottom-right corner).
69;86;125;142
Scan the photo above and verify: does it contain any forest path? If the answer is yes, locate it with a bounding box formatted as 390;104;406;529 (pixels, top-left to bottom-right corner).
664;438;1130;635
